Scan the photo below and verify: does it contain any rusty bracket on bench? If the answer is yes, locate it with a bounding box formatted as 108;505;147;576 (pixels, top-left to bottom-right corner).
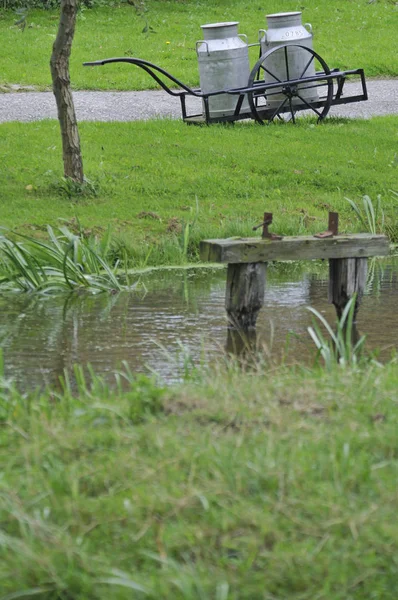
314;211;339;239
253;212;283;240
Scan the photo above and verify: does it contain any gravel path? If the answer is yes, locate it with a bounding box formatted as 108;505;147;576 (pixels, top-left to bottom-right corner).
0;79;397;123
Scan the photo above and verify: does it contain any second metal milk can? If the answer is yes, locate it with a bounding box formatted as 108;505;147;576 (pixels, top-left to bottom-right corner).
259;12;318;109
196;22;250;118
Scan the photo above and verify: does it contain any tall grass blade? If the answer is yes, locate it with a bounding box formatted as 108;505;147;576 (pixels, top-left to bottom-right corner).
345;194;384;236
362;195;376;234
378;195;385;230
345;197;367;230
97;568;149;594
306;306;338;346
0;589;55;600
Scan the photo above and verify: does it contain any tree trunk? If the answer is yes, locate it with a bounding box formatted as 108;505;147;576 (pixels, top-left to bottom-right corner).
50;0;84;182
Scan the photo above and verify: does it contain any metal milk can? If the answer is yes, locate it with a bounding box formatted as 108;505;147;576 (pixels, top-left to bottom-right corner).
196;22;250;118
259;12;318;109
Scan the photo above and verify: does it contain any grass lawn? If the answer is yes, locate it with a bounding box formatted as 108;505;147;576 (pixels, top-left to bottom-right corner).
0;0;397;91
1;359;397;599
0;115;397;264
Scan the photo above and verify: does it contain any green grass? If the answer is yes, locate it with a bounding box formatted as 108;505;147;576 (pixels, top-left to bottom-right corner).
1;357;397;598
0;0;397;91
0;116;397;264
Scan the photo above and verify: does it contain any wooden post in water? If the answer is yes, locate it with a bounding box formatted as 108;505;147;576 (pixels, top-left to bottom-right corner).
328;257;368;320
225;262;266;329
225;327;258;357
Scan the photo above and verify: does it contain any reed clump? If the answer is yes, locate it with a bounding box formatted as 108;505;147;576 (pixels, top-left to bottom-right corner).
0;225;135;293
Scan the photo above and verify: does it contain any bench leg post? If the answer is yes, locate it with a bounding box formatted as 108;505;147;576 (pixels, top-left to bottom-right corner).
225;262;266;330
328;258;367;346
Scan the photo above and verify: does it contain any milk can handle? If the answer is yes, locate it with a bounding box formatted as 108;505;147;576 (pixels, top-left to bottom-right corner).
258;29;267;44
238;33;248;44
196;40;209;55
304;23;313;34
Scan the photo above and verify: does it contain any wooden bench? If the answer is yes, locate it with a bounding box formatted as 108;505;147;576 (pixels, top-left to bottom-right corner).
200;214;389;330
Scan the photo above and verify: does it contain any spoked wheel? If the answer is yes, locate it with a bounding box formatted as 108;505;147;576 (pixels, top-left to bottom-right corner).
248;44;334;124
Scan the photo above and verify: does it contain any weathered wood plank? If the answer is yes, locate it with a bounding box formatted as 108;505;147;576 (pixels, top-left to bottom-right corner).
225;262;266;329
200;234;389;264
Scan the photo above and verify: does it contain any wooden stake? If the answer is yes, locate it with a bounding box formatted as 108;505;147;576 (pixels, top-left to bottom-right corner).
328;257;368;320
226;328;257;356
225;262;266;329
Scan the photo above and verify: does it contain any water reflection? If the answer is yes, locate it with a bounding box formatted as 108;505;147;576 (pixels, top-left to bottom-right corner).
0;260;396;389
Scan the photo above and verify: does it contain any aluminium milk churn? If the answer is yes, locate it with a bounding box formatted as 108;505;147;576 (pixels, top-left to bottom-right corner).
196;21;250;119
259;11;318;108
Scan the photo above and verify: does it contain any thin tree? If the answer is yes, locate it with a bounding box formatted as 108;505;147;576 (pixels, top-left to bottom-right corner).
50;0;84;183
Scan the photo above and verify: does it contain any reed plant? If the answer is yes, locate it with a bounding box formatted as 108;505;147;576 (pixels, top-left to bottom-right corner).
0;225;134;293
307;296;367;369
384;190;398;245
345;194;384;236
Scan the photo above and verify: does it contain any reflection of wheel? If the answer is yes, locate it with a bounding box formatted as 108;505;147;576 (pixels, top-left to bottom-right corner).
247;44;334;124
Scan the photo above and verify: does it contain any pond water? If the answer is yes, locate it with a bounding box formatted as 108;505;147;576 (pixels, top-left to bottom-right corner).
0;259;397;389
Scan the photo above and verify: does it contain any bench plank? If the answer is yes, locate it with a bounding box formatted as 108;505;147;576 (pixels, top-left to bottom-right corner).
200;234;389;264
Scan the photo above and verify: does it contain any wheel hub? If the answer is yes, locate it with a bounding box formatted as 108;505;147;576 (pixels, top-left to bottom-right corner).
282;84;298;98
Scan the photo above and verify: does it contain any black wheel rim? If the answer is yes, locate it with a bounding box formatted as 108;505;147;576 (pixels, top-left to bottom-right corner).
247;44;334;124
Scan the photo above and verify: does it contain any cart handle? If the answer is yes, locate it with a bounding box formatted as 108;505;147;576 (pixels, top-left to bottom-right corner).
83;57;204;98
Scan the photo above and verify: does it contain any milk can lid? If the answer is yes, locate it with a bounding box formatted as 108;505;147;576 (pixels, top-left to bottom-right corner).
266;11;301;18
201;21;239;29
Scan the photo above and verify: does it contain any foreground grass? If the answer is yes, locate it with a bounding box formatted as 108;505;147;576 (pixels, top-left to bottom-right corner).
0;358;397;599
0;116;397;264
0;0;397;91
